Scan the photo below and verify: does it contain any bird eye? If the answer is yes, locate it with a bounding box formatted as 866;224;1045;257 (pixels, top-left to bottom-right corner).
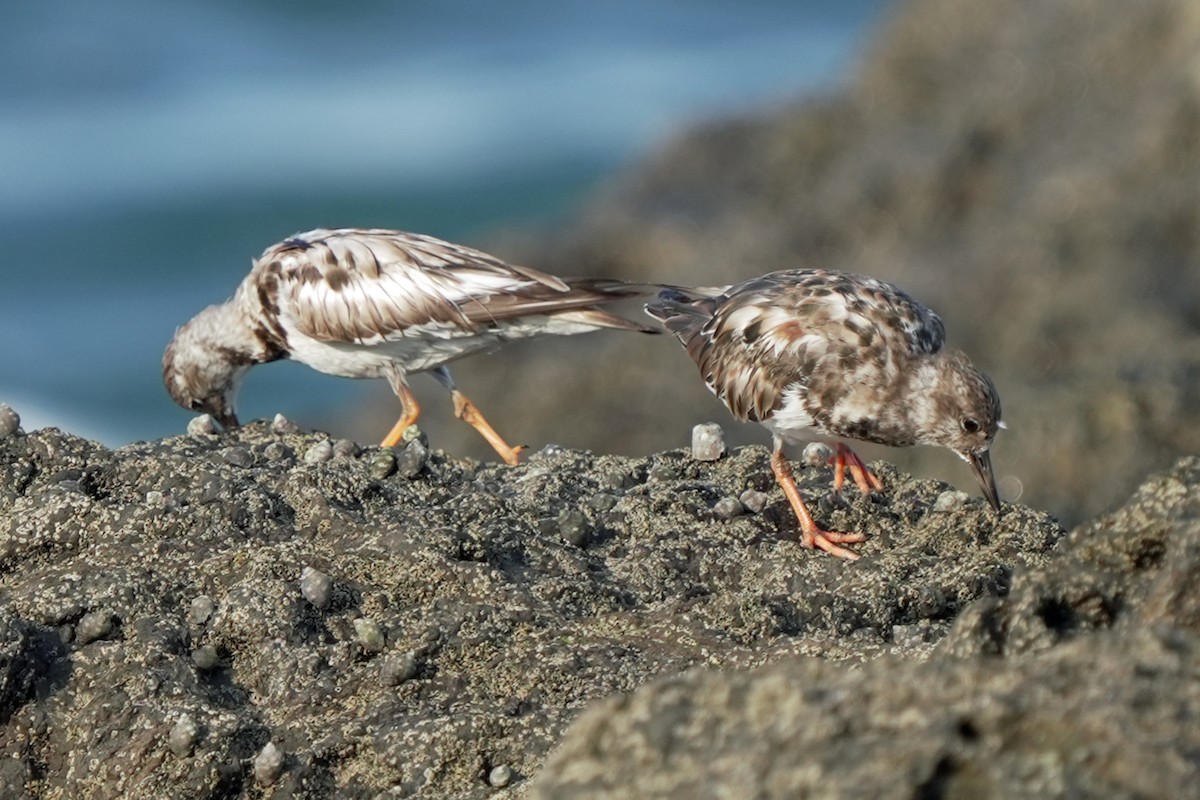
961;418;981;434
190;400;205;411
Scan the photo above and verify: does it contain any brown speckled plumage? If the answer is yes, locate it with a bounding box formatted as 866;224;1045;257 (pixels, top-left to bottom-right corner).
647;269;1002;559
164;228;658;460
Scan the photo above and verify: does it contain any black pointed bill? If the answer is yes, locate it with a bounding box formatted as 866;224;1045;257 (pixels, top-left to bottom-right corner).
967;448;1001;513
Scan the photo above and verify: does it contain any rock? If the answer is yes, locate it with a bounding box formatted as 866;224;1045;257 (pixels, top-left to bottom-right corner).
75;610;114;645
554;509;590;547
299;566;333;609
0;405;18;438
187;596;215;626
395;439;428;478
488;764;513;788
332;439;359;459
801;443;834;468
303;440;333;464
254;741;285;785
168;715;199;757
933;490;970;512
690;423;726;462
380;651;419;686
369;450;397;480
0;421;1070;797
353;618;385;654
186;415;218;436
191;644;220;671
531;627;1200;799
220;446;253;468
942;456;1200;657
738;489;769;514
271;413;299;434
711;497;744;519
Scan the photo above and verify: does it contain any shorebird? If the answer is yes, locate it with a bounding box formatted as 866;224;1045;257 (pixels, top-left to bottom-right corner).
164;227;657;462
646;269;1002;559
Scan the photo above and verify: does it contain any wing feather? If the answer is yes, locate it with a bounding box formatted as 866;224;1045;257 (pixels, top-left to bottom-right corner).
651;269;945;423
254;228;651;344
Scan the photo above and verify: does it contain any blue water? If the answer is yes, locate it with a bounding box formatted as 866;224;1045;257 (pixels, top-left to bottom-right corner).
0;0;888;444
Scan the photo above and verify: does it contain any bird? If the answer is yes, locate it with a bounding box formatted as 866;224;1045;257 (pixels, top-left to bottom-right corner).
163;227;658;463
645;269;1002;560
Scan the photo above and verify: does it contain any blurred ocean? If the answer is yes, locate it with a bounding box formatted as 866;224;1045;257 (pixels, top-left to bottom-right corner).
0;0;887;445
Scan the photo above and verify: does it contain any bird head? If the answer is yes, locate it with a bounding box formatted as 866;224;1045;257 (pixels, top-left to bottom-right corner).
162;305;251;430
919;350;1003;512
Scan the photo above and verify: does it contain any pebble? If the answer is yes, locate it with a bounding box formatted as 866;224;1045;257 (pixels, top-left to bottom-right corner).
533;443;567;460
380;651;419;686
587;493;618;513
817;492;849;515
556;509;590;547
369;450;397;480
739;488;770;514
76;610;114;645
802;442;834;467
300;566;333;609
934;490;971;512
186;415;218;436
221;447;253;468
332;439;359;459
263;442;293;462
0;404;19;437
401;424;429;447
191;644;220;670
712;497;745;519
396;440;428;479
188;595;215;626
271;413;299;433
168;715;199;757
353;618;386;653
691;422;727;461
603;470;636;491
303;440;333;464
648;463;680;483
488;765;513;788
254;741;285;785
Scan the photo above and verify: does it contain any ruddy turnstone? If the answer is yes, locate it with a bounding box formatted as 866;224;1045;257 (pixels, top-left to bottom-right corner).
646;269;1002;560
164;227;657;462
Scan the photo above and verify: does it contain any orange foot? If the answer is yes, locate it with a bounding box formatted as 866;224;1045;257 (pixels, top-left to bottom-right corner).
832;442;884;497
771;449;864;560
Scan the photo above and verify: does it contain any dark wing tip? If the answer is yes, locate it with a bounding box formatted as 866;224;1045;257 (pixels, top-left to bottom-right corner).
645;287;698;321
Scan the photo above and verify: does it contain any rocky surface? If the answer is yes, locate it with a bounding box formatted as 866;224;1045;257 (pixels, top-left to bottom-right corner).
0;417;1063;798
348;0;1200;529
533;456;1200;798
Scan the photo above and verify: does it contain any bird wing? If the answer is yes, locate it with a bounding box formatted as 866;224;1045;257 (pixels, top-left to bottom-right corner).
665;270;945;423
252;228;649;344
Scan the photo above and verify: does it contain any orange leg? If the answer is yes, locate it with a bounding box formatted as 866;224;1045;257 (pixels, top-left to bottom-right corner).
771;449;864;560
381;381;421;448
451;389;525;466
831;442;884;497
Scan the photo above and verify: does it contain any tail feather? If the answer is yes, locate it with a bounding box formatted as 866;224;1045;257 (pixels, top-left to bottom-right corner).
553;308;659;333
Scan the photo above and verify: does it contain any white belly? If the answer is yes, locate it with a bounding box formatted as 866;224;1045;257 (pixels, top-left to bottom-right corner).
284;327;502;379
760;386;817;445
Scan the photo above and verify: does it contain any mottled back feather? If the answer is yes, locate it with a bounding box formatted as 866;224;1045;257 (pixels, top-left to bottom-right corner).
648;270;945;426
